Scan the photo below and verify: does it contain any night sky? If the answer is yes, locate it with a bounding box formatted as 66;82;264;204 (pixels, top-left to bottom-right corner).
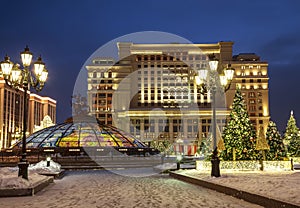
1;0;300;133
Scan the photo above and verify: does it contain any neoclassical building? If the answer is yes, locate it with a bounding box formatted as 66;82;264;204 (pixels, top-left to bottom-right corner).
0;78;56;149
86;41;269;155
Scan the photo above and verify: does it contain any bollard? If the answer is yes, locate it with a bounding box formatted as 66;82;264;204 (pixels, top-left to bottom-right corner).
46;156;51;167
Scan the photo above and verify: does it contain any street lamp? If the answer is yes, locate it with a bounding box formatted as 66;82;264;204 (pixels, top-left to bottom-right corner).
196;54;234;177
0;46;48;179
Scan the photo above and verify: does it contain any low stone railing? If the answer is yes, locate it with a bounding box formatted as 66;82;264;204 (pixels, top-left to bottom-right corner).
196;160;293;171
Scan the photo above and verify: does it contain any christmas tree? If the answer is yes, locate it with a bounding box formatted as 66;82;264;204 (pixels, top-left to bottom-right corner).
199;134;212;160
284;111;300;157
220;87;258;160
265;121;287;160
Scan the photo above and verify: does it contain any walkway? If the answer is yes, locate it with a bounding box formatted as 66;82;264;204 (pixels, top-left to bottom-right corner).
0;169;261;208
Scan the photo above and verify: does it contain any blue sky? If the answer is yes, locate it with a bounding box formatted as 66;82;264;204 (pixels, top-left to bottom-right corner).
0;0;300;132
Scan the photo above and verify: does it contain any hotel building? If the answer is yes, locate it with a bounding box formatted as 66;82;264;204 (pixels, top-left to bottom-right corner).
0;78;56;149
86;41;269;155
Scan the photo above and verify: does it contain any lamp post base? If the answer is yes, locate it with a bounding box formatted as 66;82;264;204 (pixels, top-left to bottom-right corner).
211;149;220;177
18;161;29;180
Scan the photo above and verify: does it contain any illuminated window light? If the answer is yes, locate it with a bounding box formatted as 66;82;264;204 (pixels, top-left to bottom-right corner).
263;108;268;116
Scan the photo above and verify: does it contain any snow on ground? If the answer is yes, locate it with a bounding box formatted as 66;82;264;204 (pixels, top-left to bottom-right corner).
0;169;262;208
0;161;299;207
0;160;60;189
0;167;48;189
29;159;61;173
178;169;300;206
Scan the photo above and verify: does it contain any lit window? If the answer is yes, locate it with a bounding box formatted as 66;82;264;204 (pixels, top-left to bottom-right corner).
249;99;256;104
249;92;255;97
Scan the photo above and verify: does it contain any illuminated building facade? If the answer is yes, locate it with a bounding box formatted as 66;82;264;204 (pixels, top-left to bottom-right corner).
86;42;269;154
0;78;56;149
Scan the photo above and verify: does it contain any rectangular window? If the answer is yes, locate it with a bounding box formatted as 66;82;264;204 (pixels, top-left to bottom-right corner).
249;99;256;104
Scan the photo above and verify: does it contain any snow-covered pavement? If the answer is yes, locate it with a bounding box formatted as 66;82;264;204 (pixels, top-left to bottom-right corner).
177;169;300;206
0;169;261;208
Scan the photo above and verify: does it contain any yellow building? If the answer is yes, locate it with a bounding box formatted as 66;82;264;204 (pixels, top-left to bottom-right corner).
86;41;269;155
0;78;56;149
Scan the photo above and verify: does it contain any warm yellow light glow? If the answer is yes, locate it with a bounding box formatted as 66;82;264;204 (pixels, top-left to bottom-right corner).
209;60;218;71
263;107;268;116
11;65;21;83
39;68;48;83
262;84;268;89
195;76;202;85
131;51;162;54
196;160;292;171
198;69;208;81
34;56;45;77
220;75;227;87
20;46;33;67
0;56;13;76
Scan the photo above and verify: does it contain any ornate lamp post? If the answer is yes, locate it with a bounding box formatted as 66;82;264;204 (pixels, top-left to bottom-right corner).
0;46;48;179
196;54;234;177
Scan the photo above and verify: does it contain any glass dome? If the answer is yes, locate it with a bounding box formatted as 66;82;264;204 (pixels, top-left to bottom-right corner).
13;116;159;155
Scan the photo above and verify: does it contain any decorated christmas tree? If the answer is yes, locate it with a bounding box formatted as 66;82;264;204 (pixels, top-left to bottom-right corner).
199;134;212;160
284;111;300;156
199;126;224;160
220;87;258;160
265;121;287;160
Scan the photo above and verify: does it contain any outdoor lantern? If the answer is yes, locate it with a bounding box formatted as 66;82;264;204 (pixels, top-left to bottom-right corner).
20;46;33;67
195;76;201;85
224;64;235;81
219;73;228;87
11;64;22;83
198;68;208;82
39;68;48;83
34;56;45;77
0;55;13;77
208;54;218;71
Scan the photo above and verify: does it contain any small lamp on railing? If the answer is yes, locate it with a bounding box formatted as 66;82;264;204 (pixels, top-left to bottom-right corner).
176;154;183;170
46;156;51;167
